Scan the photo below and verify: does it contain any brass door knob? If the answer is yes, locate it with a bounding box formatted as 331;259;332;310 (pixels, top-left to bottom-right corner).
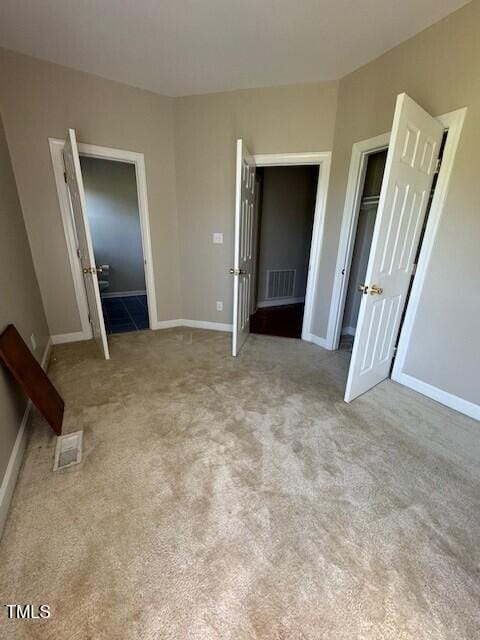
229;268;247;276
369;284;383;295
358;283;383;295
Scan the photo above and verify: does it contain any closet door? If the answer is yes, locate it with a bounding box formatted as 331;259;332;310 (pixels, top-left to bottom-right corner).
63;128;110;360
345;93;443;402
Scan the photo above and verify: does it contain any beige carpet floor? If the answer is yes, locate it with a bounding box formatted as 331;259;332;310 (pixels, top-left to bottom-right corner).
1;328;479;639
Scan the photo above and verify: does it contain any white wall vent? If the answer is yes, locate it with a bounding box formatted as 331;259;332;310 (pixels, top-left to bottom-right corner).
266;269;296;300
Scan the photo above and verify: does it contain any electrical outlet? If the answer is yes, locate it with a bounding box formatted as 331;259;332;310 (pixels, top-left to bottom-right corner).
216;301;223;312
213;233;223;244
30;333;36;351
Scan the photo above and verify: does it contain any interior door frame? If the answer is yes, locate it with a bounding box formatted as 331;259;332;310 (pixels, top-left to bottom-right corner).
49;138;158;338
252;152;331;343
327;132;390;351
325;107;467;358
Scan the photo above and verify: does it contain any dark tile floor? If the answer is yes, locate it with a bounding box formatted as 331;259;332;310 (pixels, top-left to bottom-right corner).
101;294;149;335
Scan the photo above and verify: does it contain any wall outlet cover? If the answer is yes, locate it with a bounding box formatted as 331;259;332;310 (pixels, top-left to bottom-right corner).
216;301;223;311
213;233;223;244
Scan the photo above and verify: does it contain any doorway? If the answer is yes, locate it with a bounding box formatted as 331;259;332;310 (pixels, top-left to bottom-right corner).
338;134;447;356
49;133;158;359
323;95;465;403
231;145;331;356
338;149;388;351
250;165;319;339
79;156;149;335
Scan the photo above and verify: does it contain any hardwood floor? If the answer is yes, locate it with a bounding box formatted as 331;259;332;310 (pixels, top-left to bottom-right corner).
250;303;304;339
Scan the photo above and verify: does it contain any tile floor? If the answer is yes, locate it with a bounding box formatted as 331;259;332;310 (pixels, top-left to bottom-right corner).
101;294;149;334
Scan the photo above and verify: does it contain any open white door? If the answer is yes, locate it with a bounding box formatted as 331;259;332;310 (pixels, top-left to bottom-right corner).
345;93;443;402
231;139;255;356
63;129;110;360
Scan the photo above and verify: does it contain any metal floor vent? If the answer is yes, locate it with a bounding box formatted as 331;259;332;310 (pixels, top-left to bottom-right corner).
53;431;83;471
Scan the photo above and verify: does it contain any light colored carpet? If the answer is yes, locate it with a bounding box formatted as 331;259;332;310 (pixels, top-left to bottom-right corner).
1;328;479;639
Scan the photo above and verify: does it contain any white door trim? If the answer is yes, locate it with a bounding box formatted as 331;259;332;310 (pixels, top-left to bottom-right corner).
323;107;472;416
327;132;390;350
49;138;158;335
391;107;467;380
326;107;467;357
252;151;332;343
49;138;92;340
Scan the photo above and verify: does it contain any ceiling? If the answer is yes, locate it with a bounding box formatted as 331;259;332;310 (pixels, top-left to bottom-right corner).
0;0;470;97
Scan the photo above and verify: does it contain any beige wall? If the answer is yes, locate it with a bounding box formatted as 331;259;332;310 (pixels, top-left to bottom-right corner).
0;48;338;333
0;0;478;408
257;166;318;303
312;0;480;404
174;82;339;322
0;112;49;487
0;47;181;335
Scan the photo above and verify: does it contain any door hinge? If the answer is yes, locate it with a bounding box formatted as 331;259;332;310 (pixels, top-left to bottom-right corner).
412;263;417;276
434;158;442;174
64;171;67;183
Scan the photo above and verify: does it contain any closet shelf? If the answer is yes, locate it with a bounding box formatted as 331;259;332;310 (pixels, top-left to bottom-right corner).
360;195;380;208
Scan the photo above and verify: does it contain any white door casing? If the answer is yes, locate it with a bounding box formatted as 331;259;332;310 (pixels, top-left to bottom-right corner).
63;128;110;360
232;139;255;356
345;93;443;402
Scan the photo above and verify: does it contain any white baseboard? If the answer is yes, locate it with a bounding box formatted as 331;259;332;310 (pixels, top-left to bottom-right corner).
0;337;52;539
394;372;480;421
182;319;233;332
155;319;233;332
51;330;89;345
155;319;184;330
341;326;356;337
101;290;146;299
257;297;305;309
302;332;330;349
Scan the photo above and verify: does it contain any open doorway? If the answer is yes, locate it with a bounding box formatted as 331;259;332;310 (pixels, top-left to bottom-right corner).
339;149;387;351
324;94;463;403
338;133;447;355
231;144;331;356
250;165;319;339
49;131;158;359
79;156;149;335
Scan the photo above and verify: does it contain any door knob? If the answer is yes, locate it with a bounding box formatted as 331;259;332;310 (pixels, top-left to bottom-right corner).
369;284;383;295
229;268;247;275
358;283;383;295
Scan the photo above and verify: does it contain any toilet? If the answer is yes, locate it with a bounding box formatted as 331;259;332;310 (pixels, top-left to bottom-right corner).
98;264;110;295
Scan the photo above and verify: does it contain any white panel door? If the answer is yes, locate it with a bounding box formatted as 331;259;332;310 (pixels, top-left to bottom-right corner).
63;129;110;360
232;139;255;356
345;94;443;401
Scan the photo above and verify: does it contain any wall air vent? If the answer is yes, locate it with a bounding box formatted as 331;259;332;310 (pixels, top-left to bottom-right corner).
266;269;296;299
